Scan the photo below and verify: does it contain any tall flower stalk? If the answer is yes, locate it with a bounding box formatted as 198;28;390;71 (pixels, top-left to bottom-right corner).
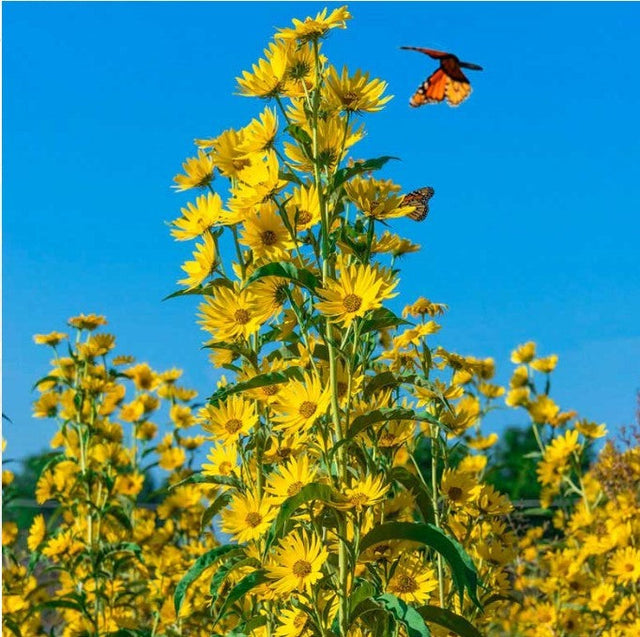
169;6;517;636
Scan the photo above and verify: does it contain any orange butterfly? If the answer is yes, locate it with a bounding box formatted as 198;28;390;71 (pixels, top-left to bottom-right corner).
403;187;435;222
401;47;483;107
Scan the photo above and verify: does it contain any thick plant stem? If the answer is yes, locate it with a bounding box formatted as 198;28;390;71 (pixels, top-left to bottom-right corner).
430;424;446;608
309;36;349;636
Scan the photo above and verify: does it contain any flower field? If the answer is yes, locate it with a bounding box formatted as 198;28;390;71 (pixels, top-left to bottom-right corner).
3;7;639;637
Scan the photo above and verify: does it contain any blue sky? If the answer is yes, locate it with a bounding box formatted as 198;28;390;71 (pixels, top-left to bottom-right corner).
4;2;639;462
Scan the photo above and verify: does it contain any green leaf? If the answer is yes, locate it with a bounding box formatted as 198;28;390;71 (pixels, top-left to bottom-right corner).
213;570;269;627
347;408;440;441
359;522;481;609
208;367;304;406
333;156;399;188
37;599;85;613
362;371;402;400
104;505;133;531
286;124;313;147
201;492;232;530
163;278;233;301
243;261;320;293
2;616;23;637
264;483;339;552
417;606;482;637
360;308;410;334
174;544;241;613
375;594;431;637
388;466;435;525
208;551;245;597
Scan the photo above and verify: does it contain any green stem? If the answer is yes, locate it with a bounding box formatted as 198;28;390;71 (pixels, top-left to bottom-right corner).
430;424;445;608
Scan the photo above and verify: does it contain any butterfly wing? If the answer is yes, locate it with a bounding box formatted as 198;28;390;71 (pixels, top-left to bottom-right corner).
409;68;447;107
445;80;472;106
404;187;435;222
400;46;453;60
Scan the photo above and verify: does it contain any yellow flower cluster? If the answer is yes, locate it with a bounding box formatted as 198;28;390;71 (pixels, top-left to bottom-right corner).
3;316;220;636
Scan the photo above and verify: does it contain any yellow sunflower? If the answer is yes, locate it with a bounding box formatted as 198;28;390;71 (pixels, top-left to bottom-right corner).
198;286;269;343
265;455;318;503
285;184;322;232
237;41;290;99
202;444;238;479
386;555;438;605
250;277;294;321
609;547;640;585
239;202;294;261
265;531;328;596
316;262;398;327
238;107;278;156
326;66;392;113
344;176;415;220
275;607;313;637
440;468;477;508
275;6;351;43
339;474;389;512
272;372;331;434
208;128;252;178
172;150;214;191
33;331;67;346
177;232;216;289
230;151;288;213
221;492;277;543
170;192;225;241
199;395;258;444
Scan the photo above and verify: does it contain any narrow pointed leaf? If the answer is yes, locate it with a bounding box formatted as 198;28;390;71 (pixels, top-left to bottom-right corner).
264;483;339;551
347;408;441;441
417;606;482;637
208;367;304;405
333;156;399;188
174;544;241;613
201;491;232;530
375;594;431;637
388;466;435;525
360;308;410;334
213;570;269;627
243;261;320;293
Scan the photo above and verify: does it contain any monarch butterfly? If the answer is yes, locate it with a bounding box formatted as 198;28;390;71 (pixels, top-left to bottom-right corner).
401;47;483;107
404;187;435;222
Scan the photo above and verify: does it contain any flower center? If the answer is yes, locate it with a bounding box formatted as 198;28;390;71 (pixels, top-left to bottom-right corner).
287;481;304;497
337;381;348;397
219;461;232;475
274;284;288;305
624;563;634;572
343;91;360;108
296;209;312;225
298;400;317;419
234;309;250;325
396;575;418;594
245;512;262;527
379;432;396;446
448;487;464;501
261;230;277;246
225;419;243;434
292;560;312;577
349;492;368;509
262;385;278;396
343;294;362;313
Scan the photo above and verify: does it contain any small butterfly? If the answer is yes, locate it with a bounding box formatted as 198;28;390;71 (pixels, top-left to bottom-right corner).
401;47;483;107
403;186;435;222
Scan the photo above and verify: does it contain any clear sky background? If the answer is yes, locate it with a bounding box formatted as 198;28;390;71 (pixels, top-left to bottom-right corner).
4;2;639;463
